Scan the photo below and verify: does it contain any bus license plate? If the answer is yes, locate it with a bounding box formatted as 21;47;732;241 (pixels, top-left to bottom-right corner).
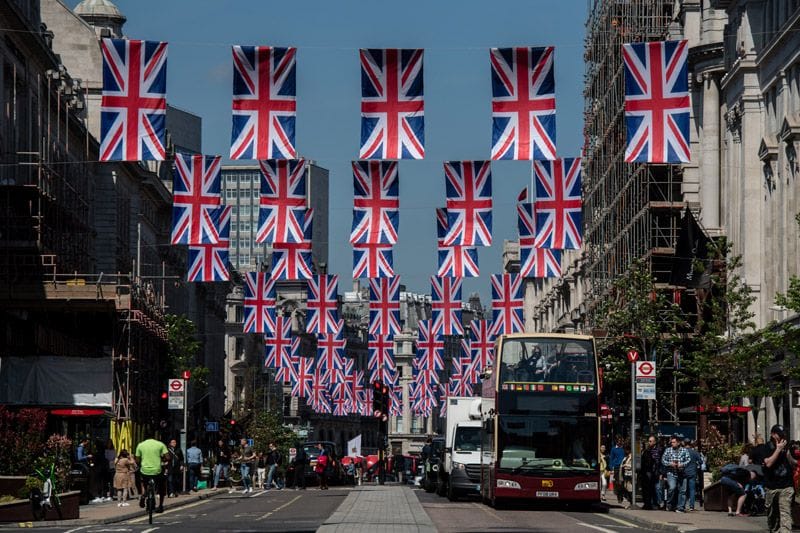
536;491;559;498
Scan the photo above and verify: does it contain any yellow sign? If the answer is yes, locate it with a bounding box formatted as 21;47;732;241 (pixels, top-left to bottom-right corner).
541;479;554;488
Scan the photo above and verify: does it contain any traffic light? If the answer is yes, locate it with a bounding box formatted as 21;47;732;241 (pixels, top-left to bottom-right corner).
157;391;169;424
372;380;389;422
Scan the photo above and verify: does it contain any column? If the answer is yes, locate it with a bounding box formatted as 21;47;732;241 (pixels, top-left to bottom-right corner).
701;72;721;228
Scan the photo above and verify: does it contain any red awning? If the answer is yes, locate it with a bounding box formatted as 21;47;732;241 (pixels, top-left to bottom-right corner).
687;405;752;414
50;408;107;417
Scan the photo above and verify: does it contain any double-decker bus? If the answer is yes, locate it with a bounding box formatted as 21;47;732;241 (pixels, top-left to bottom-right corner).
480;333;600;506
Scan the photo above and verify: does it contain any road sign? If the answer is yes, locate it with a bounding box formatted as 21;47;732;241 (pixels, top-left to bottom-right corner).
626;349;639;363
205;421;219;432
636;361;655;379
636;382;656;400
168;378;185;410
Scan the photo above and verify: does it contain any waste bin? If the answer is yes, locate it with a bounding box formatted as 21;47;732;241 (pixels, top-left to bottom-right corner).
68;462;91;505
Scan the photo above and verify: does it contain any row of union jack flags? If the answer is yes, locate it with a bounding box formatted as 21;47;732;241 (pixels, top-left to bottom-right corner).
99;38;690;165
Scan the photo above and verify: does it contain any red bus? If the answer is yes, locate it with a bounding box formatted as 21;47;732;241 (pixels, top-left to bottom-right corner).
480;333;600;506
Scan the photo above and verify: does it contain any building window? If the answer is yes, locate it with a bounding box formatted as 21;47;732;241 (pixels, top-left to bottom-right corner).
231;222;238;234
235;305;244;323
235;337;243;360
411;415;422;434
242;174;251;185
395;416;404;433
241;221;251;233
227;175;236;184
226;189;236;200
240;188;251;199
240;205;251;217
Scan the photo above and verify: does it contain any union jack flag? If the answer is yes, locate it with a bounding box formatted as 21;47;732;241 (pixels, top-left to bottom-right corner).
350;161;399;245
534;158;582;249
459;341;480;387
264;315;292;369
100;38;167;161
291;357;315;399
389;385;403;416
170;154;221;245
431;276;463;336
271;208;314;280
521;246;561;278
368;277;401;337
274;353;298;384
331;391;350;417
469;319;495;375
359;387;373;417
230;46;297;160
436;208;479;278
330;357;353;401
309;365;331;413
623;40;690;163
415;319;444;373
243;272;276;334
448;371;473;397
490;273;524;336
490;46;556;161
187;205;231;282
316;320;346;373
306;275;340;335
256;159;307;244
368;334;396;385
360;48;424;160
442;161;492;247
346;368;364;413
352;243;394;279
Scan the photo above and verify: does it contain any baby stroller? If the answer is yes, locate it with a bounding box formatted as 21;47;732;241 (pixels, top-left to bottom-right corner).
742;481;766;516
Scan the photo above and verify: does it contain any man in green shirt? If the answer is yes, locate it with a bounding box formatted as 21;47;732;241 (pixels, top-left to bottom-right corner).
135;433;169;513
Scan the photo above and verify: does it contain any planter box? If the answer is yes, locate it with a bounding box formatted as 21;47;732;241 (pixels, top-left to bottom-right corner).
0;491;80;522
0;476;27;498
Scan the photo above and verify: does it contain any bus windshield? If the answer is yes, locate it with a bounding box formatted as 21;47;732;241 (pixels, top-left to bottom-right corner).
497;415;598;475
499;337;595;386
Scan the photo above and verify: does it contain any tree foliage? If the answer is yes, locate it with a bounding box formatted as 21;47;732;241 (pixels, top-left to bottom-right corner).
0;407;48;476
593;259;685;390
245;410;298;458
165;314;209;393
681;238;768;405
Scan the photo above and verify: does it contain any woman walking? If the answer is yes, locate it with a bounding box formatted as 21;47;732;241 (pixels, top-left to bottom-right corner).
314;443;329;490
113;450;136;507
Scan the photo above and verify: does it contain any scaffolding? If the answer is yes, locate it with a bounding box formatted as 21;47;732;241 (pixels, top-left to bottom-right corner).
583;0;684;324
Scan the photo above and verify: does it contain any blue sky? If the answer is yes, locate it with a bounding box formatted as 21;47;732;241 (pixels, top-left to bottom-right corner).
96;0;587;304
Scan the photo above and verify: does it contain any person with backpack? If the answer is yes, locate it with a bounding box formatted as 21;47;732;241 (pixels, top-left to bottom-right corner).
314;443;329;490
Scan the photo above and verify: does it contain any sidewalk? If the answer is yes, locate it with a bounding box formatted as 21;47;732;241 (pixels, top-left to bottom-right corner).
1;488;226;529
318;484;435;533
607;503;768;532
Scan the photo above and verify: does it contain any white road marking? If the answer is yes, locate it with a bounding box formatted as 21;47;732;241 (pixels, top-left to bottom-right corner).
64;527;90;533
257;494;302;521
470;502;506;522
141;528;159;533
577;523;619;533
249;490;266;497
127;499;210;524
598;514;639;528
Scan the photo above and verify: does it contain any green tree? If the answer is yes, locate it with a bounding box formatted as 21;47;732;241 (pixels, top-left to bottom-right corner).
594;259;686;389
682;238;767;406
245;410;297;458
165;314;209;393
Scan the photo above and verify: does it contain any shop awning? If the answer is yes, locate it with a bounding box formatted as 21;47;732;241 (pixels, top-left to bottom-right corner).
679;405;752;414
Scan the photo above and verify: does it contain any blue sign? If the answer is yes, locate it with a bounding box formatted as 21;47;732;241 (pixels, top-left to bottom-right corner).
205;421;219;432
247;438;254;447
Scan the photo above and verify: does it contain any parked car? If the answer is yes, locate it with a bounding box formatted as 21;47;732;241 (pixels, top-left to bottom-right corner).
301;441;343;486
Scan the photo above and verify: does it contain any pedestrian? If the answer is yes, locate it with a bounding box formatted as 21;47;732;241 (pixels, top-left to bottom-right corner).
185;440;202;492
213;439;232;491
104;439;116;500
113;450;135;507
315;443;329;490
719;463;751;516
239;438;255;494
609;436;625;504
740;442;753;467
266;443;283;490
254;451;266;489
640;435;663;510
599;444;609;501
660;435;689;512
763;424;796;532
682;439;701;511
620;445;634;509
293;444;307;490
166;438;184;497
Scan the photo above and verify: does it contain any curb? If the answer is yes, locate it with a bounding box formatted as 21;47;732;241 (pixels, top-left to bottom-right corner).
0;490;226;529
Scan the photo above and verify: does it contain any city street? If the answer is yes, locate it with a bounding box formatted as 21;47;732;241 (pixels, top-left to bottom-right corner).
34;488;347;533
415;489;661;533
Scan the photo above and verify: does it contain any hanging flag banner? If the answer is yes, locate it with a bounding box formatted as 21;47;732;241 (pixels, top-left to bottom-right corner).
622;40;690;163
231;46;297;160
100;38;168;161
170;154;222;245
359;48;425;160
533;157;582;250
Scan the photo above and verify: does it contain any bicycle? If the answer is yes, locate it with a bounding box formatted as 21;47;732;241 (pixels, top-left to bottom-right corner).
30;463;62;521
144;478;156;525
